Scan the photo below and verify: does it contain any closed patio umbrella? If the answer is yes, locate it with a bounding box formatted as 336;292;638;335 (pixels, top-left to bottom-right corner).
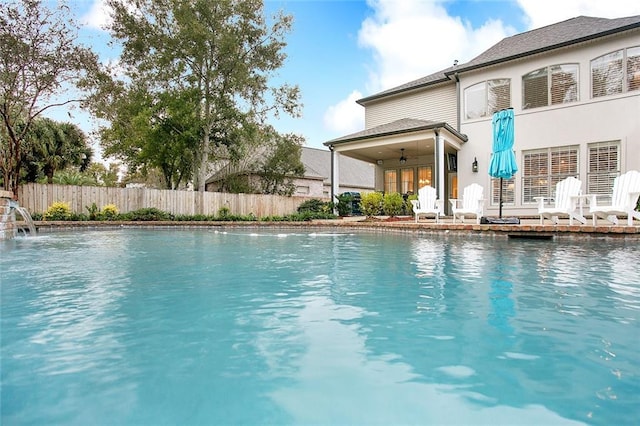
489;108;517;219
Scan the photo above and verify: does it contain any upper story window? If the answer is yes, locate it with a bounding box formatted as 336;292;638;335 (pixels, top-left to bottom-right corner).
464;79;510;119
591;46;640;98
522;64;578;109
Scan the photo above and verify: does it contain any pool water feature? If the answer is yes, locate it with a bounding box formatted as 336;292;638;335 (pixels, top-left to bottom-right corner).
1;229;639;425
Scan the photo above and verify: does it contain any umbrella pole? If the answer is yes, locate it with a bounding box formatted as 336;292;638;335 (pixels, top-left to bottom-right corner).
499;177;503;218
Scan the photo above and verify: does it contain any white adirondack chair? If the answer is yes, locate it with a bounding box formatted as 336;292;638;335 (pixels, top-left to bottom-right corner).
589;170;640;226
410;186;443;223
534;176;586;225
449;183;484;224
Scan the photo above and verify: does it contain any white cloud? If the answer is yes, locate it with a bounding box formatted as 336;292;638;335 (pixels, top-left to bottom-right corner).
518;0;640;29
357;0;516;93
80;0;112;30
323;91;365;135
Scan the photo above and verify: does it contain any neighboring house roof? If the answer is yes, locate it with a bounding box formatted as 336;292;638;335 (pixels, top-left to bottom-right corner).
326;118;468;145
358;15;640;104
301;147;374;190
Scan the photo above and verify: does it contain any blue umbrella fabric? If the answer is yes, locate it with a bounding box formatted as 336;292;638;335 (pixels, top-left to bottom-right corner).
489;108;517;219
489;108;517;179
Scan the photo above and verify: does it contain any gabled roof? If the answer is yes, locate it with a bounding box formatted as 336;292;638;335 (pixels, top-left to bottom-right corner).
358;15;640;105
326;118;467;145
301;147;374;189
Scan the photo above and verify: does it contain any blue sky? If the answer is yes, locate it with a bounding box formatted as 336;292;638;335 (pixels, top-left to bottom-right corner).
46;0;640;162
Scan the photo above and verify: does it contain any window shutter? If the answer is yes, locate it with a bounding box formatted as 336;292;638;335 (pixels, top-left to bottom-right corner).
626;46;640;92
550;64;578;104
587;141;620;197
488;79;511;114
523;68;548;109
591;50;623;97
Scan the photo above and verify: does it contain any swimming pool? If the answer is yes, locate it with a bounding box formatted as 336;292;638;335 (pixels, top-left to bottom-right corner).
1;229;638;425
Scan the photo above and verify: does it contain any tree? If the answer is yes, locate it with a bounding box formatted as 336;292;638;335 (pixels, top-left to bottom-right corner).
26;118;92;184
258;131;305;195
100;86;200;189
0;0;103;196
101;0;302;191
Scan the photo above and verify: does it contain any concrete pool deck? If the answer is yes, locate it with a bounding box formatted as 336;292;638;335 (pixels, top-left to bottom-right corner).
23;216;640;239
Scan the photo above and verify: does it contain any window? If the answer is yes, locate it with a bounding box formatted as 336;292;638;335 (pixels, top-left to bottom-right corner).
522;64;578;109
464;79;510;119
522;146;579;203
384;170;397;193
587;141;620;201
591;46;640;98
417;167;432;188
400;168;414;194
627;46;640;92
491;178;515;206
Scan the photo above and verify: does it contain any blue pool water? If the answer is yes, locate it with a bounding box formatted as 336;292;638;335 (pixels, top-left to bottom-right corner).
1;229;639;425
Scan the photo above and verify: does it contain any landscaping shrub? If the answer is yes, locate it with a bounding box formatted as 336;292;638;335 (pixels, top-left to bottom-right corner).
297;198;332;215
44;201;72;221
122;207;173;221
334;193;354;216
100;204;119;220
217;206;231;219
86;202;99;220
383;192;404;217
360;192;383;217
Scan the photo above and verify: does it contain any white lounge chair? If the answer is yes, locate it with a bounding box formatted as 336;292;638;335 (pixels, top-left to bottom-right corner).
534;176;586;225
589;170;640;226
449;183;484;224
410;186;443;223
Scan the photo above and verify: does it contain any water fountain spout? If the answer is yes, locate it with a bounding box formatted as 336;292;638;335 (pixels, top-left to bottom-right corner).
9;200;37;235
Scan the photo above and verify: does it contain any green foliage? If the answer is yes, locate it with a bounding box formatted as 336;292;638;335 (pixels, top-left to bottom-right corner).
50;169;97;186
217;207;231;219
100;0;302;191
0;0;103;196
121;208;173;221
100;204;119;220
258;132;305;196
43;201;72;221
86;202;100;220
335;193;355;216
383;192;404;217
360;192;384;218
297;199;333;215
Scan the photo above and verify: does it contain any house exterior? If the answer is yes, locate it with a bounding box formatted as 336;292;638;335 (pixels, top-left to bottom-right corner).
325;15;640;217
294;147;375;197
205;146;375;198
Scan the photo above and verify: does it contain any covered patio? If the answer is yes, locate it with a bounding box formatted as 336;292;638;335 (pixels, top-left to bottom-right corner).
324;118;467;214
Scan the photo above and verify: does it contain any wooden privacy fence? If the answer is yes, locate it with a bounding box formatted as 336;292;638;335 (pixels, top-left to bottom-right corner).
17;183;325;217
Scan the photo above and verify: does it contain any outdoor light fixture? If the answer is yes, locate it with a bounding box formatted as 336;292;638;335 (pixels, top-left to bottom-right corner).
399;148;407;165
472;157;478;173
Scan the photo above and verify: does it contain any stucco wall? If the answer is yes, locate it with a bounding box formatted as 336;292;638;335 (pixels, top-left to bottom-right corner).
458;31;640;217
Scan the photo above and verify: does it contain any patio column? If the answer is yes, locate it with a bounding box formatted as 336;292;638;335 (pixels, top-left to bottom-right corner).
435;131;445;201
331;148;339;208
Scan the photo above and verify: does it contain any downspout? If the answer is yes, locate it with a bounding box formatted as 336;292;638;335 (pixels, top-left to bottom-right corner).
434;129;445;202
454;72;461;131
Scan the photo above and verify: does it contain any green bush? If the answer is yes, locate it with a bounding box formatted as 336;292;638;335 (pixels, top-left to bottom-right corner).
44;201;72;221
100;204;119;221
360;192;383;218
334;193;354;216
297;198;333;215
122;207;173;221
383;192;404;217
86;202;99;220
217;206;231;219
